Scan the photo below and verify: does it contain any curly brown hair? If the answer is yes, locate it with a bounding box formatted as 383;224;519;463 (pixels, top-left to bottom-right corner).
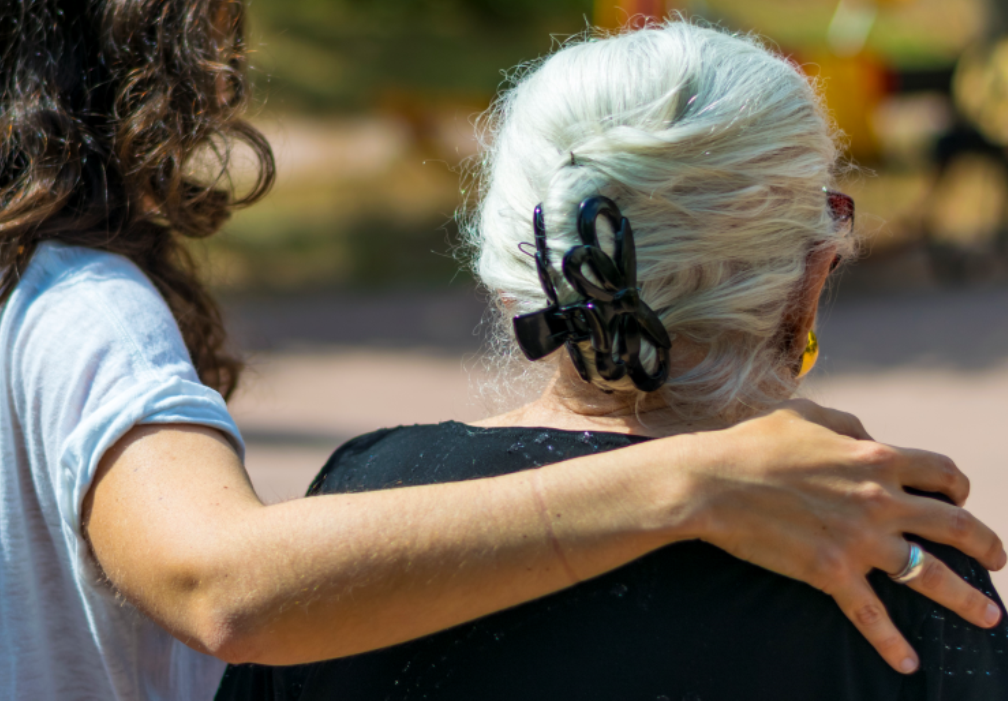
0;0;275;399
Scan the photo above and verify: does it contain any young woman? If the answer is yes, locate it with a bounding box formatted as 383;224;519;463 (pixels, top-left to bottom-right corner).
0;3;1002;700
218;21;1008;701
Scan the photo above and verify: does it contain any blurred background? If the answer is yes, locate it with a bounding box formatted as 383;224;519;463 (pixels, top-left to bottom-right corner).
217;0;1008;591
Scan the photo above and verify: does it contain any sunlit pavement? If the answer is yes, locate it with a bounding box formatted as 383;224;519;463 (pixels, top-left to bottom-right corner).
227;283;1008;595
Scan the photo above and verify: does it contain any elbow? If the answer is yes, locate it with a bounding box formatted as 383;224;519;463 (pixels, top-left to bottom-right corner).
159;553;275;664
161;550;289;664
190;604;268;665
208;636;265;667
166;574;271;664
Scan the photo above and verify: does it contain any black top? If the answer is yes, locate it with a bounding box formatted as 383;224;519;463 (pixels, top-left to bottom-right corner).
217;422;1008;701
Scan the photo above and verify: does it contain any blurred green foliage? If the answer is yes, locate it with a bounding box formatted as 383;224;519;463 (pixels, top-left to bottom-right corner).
247;0;595;112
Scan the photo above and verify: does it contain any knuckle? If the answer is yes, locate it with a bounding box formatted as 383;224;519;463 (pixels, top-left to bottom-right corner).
853;483;893;517
938;457;962;490
949;508;976;540
853;601;887;628
856;443;898;471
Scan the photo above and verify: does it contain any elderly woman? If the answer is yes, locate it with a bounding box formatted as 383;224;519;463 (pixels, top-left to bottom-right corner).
218;21;1008;701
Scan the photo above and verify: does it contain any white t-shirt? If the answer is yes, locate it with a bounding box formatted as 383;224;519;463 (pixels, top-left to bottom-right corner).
0;242;244;700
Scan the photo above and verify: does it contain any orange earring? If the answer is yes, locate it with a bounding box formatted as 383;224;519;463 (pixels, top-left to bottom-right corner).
796;330;819;379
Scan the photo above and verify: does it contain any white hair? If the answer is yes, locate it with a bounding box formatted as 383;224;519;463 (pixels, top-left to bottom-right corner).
463;19;855;422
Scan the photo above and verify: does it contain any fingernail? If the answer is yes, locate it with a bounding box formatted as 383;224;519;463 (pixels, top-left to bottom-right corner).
985;603;1001;627
900;657;918;674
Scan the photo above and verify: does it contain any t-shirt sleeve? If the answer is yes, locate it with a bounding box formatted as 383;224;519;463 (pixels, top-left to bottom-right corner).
9;248;244;580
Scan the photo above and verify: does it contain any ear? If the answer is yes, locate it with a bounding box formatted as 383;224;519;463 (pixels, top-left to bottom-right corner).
782;246;838;372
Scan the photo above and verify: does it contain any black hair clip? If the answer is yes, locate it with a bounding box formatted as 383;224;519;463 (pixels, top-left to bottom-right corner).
512;196;672;392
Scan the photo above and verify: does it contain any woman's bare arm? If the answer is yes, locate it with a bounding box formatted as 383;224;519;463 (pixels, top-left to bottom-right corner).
83;400;1005;673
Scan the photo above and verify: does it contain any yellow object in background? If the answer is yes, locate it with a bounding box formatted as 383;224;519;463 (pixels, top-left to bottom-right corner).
803;51;889;162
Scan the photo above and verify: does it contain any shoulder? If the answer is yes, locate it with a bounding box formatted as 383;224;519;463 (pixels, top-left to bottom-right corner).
307;424;451;495
308;423;648;497
14;242;171;327
309;422;524;496
5;243;191;379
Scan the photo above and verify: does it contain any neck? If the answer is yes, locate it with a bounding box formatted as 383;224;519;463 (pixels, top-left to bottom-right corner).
472;360;729;438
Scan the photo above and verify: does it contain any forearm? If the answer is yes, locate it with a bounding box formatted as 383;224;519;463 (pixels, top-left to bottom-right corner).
202;438;702;664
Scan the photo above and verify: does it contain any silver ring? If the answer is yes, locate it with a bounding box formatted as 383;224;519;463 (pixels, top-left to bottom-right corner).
890;543;926;584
